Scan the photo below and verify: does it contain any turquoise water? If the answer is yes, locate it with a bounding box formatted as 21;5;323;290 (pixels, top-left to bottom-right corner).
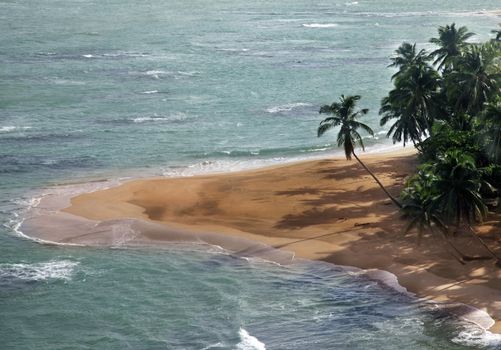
1;0;500;348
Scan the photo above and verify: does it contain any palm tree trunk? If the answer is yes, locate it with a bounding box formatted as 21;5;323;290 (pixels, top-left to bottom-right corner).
352;151;402;208
467;225;501;265
411;139;422;152
430;226;465;265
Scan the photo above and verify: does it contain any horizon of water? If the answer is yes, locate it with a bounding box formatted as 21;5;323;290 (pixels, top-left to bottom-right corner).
1;0;501;348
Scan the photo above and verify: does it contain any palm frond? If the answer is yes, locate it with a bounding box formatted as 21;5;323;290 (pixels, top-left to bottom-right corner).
317;122;335;137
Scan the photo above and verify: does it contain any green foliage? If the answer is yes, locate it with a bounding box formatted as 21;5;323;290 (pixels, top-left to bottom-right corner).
431;150;488;226
418;122;487;165
375;23;501;260
445;43;500;115
480;98;501;163
401;169;446;242
403;150;488;233
380;43;440;146
483;163;501;191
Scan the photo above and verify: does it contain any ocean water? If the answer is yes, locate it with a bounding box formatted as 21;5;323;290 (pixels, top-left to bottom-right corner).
1;0;500;348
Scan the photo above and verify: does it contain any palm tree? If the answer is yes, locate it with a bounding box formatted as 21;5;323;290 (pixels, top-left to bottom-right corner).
433;151;486;225
379;95;423;147
380;61;440;143
482;99;501;163
401;167;491;264
388;42;430;81
401;175;465;263
492;25;501;42
447;44;500;115
432;150;500;261
429;23;475;71
318;95;402;208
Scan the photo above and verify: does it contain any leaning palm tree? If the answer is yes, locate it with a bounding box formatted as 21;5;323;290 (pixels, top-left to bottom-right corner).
318;95;402;208
429;23;475;71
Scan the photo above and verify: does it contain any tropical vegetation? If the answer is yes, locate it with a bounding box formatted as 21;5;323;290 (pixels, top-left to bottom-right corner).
318;23;501;265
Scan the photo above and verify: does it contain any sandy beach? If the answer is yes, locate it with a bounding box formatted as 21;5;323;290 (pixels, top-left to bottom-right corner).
34;148;501;332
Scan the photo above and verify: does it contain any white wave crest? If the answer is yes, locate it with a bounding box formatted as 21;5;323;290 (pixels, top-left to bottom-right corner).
132;113;189;123
140;90;159;94
302;23;338;28
452;328;501;348
199;342;223;350
133;117;169;123
345;1;358;5
266;102;312;113
144;70;170;79
0;126;31;133
0;260;79;281
236;328;266;350
177;70;199;76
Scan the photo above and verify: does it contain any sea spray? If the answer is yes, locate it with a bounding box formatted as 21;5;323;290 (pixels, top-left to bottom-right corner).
0;260;79;281
236;328;266;350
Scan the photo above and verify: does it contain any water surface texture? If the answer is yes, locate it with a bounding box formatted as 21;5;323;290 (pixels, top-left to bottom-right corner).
1;0;500;348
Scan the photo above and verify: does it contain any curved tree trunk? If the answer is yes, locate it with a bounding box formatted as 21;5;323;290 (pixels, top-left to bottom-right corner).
411;139;422;152
467;225;501;266
430;226;465;265
352;151;402;208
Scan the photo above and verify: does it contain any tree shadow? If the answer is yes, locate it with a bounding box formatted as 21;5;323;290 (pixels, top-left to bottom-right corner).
274;185;401;230
275;187;322;196
317;155;417;181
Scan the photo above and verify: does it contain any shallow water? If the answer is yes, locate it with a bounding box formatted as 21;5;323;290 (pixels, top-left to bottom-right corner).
1;0;501;348
0;245;498;350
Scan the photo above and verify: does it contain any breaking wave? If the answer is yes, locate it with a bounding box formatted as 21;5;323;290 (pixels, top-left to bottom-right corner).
0;126;31;133
266;102;312;114
302;23;339;28
0;260;79;282
236;328;266;350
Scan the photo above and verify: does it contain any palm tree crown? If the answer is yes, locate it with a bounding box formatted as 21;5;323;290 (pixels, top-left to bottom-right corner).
432;150;487;226
380;57;440;146
447;43;501;115
482;98;501;163
388;42;430;81
429;23;475;71
318;95;373;160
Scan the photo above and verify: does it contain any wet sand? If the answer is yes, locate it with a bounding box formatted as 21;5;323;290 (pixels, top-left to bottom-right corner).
40;148;501;332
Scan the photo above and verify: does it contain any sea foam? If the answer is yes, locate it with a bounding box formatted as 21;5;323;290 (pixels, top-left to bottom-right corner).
132;113;190;123
0;126;31;133
236;328;266;350
266;102;312;113
0;260;79;282
452;328;501;348
302;23;338;28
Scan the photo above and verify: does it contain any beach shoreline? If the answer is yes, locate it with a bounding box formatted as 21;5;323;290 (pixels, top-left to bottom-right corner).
22;148;501;333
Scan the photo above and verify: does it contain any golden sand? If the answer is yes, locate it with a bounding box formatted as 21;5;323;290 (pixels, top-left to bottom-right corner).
58;148;501;332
